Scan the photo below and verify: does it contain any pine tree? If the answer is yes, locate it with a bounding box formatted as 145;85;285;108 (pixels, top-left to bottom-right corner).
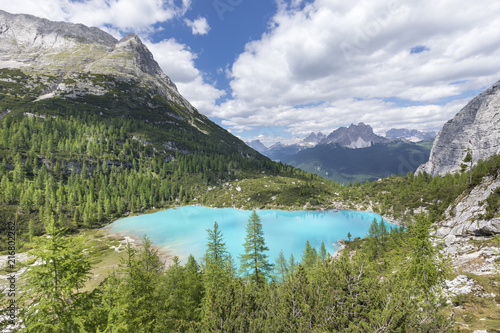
203;221;230;283
102;235;167;331
182;255;204;322
239;211;273;284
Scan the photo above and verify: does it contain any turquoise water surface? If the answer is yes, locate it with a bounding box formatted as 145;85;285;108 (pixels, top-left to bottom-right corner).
106;206;393;263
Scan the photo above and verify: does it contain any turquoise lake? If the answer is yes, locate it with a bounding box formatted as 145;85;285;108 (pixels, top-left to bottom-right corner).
106;206;393;263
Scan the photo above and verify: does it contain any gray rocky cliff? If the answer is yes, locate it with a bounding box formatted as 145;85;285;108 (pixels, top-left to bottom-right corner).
436;174;500;239
433;174;500;276
417;80;500;176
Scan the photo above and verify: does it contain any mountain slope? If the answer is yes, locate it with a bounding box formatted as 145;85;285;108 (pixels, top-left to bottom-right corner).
282;141;430;183
0;10;258;158
417;79;500;176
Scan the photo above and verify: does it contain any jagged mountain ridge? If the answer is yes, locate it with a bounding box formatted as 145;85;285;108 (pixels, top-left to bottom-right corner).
247;140;268;153
319;123;391;148
417;79;500;176
247;123;430;183
303;132;326;146
282;141;430;183
245;132;326;160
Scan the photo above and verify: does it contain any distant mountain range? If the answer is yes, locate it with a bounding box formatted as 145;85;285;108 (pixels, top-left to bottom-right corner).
247;123;434;183
385;128;437;142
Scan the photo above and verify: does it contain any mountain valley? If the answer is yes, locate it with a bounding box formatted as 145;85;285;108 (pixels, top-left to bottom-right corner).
0;10;499;333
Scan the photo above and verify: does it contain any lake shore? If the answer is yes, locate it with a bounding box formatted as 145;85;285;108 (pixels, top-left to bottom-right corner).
103;229;176;266
103;205;392;267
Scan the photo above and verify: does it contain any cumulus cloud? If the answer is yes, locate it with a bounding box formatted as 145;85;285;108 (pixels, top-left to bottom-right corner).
145;39;225;114
184;17;210;35
217;0;500;137
1;0;190;33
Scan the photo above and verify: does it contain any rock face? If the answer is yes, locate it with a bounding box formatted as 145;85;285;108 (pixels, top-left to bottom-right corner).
436;174;500;238
417;80;500;176
0;10;193;111
319;123;391;149
434;174;500;275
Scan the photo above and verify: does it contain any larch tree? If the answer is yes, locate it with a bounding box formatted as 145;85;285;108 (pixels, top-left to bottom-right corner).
404;213;448;302
239;211;273;285
18;215;92;331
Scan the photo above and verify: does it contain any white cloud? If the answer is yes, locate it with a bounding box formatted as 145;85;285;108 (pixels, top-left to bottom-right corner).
215;0;500;137
0;0;190;33
184;17;210;35
145;39;225;114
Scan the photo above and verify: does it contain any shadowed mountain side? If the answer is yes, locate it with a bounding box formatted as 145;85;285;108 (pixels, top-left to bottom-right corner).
282;142;430;183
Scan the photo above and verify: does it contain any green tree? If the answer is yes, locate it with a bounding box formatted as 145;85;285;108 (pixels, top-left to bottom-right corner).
318;241;328;262
463;150;473;184
18;215;92;332
404;213;448;302
182;255;204;322
201;221;234;324
101;235;167;332
301;240;317;269
239;211;273;285
274;250;289;283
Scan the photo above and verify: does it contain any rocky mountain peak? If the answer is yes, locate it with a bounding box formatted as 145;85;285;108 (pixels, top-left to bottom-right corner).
247;140;268;153
0;10;191;110
417;79;500;176
302;132;326;145
319;122;390;149
0;10;117;52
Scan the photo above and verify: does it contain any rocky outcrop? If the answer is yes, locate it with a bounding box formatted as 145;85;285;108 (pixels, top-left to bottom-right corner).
443;275;496;300
433;174;500;275
417;80;500;176
435;175;500;238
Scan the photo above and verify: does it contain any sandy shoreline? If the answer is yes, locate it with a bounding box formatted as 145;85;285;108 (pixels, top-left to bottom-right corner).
104;229;177;266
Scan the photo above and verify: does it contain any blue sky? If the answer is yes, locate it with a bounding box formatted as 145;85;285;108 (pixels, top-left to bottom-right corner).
2;0;500;146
